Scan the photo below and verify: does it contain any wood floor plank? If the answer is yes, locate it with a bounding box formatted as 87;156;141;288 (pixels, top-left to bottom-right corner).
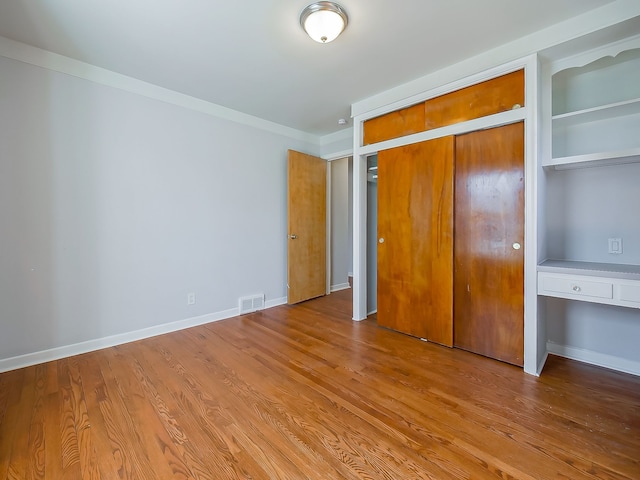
127;352;219;480
65;358;102;480
57;359;83;478
93;348;177;480
25;364;47;480
104;347;198;480
206;319;477;478
74;352;149;480
1;289;639;479
44;389;65;480
175;328;346;479
4;366;36;480
135;337;274;479
229;316;541;479
0;369;23;429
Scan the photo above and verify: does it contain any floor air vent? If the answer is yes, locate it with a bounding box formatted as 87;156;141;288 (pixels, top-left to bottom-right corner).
239;294;265;314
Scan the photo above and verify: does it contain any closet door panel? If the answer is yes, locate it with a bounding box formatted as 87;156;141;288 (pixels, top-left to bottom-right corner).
425;70;524;130
377;136;454;345
363;103;425;145
454;122;525;366
363;70;524;146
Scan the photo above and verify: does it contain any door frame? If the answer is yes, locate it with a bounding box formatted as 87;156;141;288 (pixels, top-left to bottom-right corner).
350;54;542;376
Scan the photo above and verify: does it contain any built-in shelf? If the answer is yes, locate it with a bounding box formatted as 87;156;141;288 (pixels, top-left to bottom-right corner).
538;260;640;309
549;42;640;168
552;98;640;129
540;35;640;376
544;147;640;169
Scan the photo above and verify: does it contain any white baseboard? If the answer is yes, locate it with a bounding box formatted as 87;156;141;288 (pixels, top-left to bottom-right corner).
0;296;288;373
547;341;640;377
534;350;549;377
330;283;350;292
265;296;287;309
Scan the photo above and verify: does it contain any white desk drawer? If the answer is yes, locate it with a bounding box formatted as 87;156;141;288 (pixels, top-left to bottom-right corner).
540;274;613;299
620;284;640;304
537;262;640;309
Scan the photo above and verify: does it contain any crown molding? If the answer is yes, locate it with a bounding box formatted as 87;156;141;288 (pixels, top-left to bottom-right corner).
352;0;640;119
0;35;321;145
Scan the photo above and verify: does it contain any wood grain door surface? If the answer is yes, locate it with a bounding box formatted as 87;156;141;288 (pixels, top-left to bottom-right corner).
453;122;525;366
377;137;454;345
287;150;326;304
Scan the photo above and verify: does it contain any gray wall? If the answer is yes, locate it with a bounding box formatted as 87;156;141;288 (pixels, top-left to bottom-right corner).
546;163;640;265
0;55;318;362
330;157;349;289
367;179;378;314
544;162;640;365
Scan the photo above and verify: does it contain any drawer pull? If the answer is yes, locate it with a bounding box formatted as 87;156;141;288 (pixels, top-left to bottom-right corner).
572;285;581;292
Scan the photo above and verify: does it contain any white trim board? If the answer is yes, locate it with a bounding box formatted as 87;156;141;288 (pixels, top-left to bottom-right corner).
323;149;353;161
0;296;287;373
330;283;350;293
547;341;640;377
535;351;549;377
0;35;319;144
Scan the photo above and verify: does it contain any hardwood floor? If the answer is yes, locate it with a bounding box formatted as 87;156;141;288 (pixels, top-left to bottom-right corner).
1;289;639;479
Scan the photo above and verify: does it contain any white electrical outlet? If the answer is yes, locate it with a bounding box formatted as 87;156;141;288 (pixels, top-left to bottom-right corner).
608;238;622;254
187;292;196;305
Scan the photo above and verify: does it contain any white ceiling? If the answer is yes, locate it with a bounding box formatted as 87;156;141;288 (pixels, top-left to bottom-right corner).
0;0;617;136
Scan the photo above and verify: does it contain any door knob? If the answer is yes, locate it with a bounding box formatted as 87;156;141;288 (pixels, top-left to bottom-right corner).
512;242;521;250
379;238;385;244
288;234;298;240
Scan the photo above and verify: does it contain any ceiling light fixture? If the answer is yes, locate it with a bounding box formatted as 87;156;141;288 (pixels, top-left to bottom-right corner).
300;2;348;44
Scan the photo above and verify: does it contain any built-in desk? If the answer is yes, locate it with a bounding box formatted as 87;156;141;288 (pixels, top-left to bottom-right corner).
537;260;640;309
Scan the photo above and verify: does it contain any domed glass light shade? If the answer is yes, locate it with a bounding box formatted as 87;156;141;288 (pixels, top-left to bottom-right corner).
300;2;348;43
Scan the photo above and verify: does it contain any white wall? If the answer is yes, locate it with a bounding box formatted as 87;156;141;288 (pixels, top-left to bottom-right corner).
0;54;318;367
330;157;349;290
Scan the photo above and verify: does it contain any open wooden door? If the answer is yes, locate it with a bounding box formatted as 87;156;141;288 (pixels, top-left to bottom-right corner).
454;122;525;366
287;150;326;304
377;137;454;345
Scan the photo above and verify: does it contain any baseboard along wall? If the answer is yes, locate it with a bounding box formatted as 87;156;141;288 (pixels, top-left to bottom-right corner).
0;296;287;373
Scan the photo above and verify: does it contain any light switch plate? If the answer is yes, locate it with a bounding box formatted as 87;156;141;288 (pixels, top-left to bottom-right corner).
608;238;623;254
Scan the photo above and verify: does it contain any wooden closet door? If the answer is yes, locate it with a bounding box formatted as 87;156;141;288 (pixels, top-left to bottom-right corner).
454;122;524;366
377;136;454;345
287;150;326;304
